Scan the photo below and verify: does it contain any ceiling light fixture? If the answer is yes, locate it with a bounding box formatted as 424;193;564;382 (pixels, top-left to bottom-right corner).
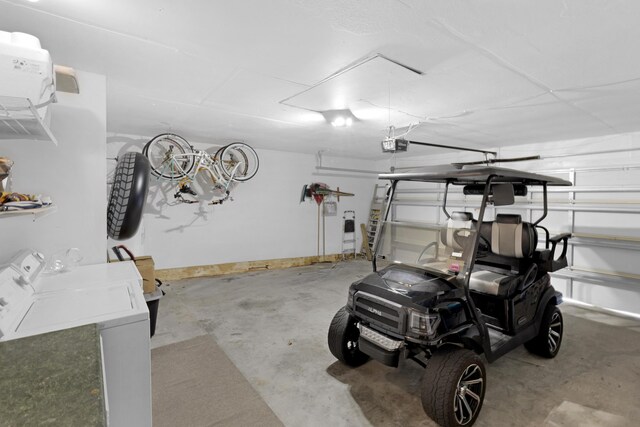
321;109;358;127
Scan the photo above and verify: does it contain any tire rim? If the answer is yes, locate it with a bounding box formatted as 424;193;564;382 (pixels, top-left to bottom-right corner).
454;364;484;425
548;311;562;353
346;322;360;355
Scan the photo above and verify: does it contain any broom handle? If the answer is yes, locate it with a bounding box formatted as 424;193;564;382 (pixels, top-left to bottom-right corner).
322;200;326;257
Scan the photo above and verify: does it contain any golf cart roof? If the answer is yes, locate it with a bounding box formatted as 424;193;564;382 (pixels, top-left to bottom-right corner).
379;165;572;186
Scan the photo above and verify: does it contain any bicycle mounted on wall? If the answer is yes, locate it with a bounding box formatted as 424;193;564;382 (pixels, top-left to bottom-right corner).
142;133;259;205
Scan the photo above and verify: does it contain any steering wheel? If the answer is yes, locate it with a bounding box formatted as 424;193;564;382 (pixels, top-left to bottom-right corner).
417;242;438;264
476;235;491;258
451;229;471;249
451;229;491;259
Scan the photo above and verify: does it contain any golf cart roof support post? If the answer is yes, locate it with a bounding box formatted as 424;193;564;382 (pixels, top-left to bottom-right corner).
372;180;398;272
442;182;451;219
463;174;494;354
533;182;548;226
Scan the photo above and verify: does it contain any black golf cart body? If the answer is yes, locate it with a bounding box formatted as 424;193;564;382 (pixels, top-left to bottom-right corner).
328;165;571;426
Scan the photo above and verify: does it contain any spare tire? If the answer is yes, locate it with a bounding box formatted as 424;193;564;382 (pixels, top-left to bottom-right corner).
107;152;150;240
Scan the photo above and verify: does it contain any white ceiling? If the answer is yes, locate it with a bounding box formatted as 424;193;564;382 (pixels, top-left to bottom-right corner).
2;0;640;159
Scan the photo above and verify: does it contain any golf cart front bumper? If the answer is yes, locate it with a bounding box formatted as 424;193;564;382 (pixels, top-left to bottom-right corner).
358;324;403;367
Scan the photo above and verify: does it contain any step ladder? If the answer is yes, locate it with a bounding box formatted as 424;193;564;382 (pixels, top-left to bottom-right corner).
341;210;356;260
361;184;386;260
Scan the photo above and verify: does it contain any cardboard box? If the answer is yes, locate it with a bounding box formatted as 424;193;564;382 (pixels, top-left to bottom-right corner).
110;246;156;294
134;256;155;294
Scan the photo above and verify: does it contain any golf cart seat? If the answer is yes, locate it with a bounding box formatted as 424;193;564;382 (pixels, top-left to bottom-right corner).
421;212;474;272
440;211;473;251
469;214;538;297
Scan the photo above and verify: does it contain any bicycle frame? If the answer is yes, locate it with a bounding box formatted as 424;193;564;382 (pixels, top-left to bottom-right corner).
154;149;242;204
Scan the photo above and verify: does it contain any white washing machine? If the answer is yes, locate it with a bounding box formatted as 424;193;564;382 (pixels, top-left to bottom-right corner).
0;251;151;427
34;260;143;292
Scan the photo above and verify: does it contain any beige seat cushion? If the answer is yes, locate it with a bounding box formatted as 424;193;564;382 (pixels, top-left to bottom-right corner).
469;270;510;296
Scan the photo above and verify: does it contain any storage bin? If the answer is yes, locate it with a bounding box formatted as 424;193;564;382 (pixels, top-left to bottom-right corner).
110;245;156;294
144;287;163;337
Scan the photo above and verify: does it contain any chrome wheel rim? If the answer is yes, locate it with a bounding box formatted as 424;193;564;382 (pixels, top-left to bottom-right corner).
454;364;484;425
548;311;562;353
346;321;360;355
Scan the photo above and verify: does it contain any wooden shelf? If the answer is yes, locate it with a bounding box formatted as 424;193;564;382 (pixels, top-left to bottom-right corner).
0;205;56;220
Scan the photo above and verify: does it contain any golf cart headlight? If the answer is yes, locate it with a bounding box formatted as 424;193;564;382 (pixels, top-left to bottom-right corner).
408;309;440;337
346;288;356;309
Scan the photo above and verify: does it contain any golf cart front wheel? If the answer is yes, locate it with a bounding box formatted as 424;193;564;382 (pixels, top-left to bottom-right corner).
421;348;486;427
327;306;369;367
525;304;563;358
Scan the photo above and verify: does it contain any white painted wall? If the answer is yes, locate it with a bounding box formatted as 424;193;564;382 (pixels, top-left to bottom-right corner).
0;70;107;265
106;136;377;269
376;134;640;314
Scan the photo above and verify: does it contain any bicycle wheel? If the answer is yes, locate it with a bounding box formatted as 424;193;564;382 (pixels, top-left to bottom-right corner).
143;133;195;180
218;142;259;182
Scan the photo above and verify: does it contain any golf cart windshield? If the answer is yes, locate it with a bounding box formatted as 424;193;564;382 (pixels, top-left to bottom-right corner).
373;165;573;282
375;219;478;279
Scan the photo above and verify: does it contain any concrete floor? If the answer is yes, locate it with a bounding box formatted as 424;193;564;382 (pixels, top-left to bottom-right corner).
151;260;640;427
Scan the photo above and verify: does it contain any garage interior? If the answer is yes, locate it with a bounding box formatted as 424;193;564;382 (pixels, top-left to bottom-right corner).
1;1;640;427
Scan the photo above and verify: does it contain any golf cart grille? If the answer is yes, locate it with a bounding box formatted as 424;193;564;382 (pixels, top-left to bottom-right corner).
354;292;405;334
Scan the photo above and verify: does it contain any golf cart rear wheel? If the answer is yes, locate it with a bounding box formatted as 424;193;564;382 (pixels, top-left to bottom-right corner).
421;348;486;427
327;306;369;367
525;304;563;358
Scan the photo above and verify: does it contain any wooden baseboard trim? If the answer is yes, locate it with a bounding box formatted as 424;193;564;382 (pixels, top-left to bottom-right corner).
156;253;357;281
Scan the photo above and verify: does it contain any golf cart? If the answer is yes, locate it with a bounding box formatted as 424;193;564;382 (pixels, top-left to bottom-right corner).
327;166;572;426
